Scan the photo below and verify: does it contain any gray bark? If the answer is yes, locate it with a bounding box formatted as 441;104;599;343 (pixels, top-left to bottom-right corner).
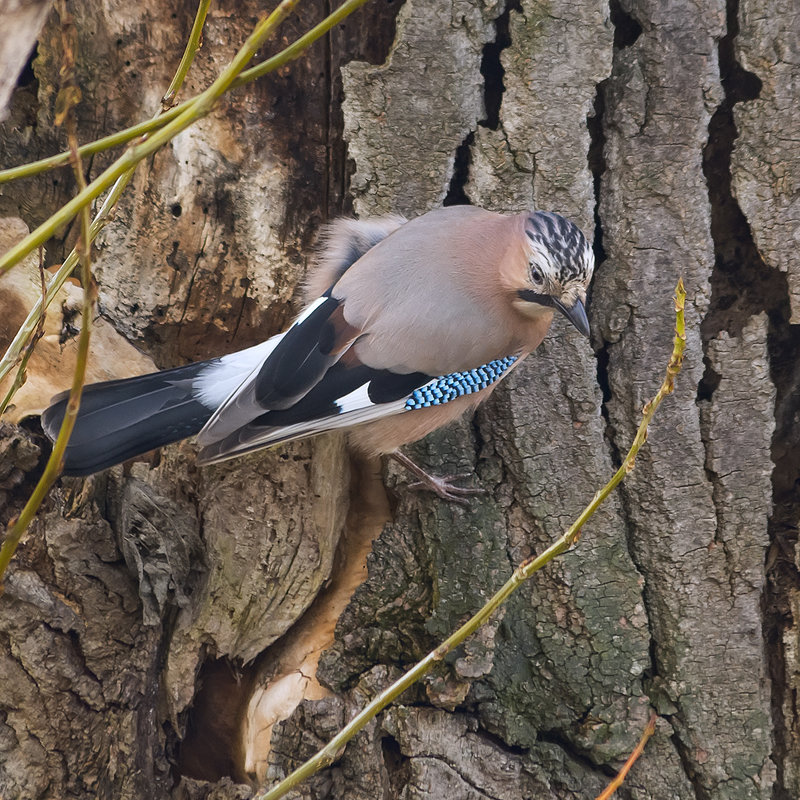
0;0;797;798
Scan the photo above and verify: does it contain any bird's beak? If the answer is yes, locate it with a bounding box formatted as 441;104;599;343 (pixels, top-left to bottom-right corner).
553;298;590;338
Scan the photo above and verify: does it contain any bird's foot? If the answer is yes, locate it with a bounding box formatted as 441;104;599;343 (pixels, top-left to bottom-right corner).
390;451;487;506
407;472;487;506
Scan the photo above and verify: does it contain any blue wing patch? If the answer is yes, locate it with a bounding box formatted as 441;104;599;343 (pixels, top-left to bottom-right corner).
404;357;518;410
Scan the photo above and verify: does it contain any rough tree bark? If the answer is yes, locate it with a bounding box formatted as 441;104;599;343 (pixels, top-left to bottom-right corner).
0;0;797;799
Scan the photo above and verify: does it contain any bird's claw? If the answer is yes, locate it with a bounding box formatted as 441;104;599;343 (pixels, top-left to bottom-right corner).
406;472;488;506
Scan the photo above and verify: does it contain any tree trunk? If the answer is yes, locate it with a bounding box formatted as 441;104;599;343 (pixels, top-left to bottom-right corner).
0;1;797;798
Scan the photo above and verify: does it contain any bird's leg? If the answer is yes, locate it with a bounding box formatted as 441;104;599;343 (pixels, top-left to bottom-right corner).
389;451;487;506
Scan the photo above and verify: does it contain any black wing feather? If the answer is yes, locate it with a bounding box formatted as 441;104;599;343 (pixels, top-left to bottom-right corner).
253;296;341;409
253;362;431;427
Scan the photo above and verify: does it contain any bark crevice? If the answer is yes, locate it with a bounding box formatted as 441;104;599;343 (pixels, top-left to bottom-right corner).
177;655;253;785
587;77;608;272
381;732;411;796
479;0;520;132
15;45;38;92
669;729;712;800
701;0;764;344
587;68;616;467
444;0;519;208
608;0;642;51
443;131;475;207
536;727;617;779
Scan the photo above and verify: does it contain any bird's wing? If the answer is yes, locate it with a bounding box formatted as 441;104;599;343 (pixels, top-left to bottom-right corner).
196;358;422;464
328;206;524;375
195;349;519;465
196;295;357;444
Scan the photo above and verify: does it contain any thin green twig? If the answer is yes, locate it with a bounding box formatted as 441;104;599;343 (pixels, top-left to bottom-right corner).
0;107;183;184
0;0;371;185
0;0;372;388
256;281;687;800
0;0;376;579
162;0;211;109
0;220;94;582
0;172;131;385
0;0;213;577
233;0;371;86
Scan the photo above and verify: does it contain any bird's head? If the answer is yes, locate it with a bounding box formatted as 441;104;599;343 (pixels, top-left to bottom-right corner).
512;211;594;338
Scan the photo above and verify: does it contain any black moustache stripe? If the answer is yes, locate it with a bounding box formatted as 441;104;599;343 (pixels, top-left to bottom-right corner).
516;290;555;307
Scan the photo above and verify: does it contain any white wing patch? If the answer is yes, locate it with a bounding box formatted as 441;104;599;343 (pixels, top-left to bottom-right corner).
334;384;375;414
192;335;283;409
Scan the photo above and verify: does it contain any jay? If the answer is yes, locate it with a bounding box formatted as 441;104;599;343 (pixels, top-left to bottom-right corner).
42;205;594;501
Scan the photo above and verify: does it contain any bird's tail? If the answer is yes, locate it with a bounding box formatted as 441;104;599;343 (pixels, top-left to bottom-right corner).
41;360;218;476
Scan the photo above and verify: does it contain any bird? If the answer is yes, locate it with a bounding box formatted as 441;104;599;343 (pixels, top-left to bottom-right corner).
42;205;594;503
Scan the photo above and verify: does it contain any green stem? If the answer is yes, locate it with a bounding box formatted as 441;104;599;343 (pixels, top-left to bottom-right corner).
0;0;212;574
0;107;183;184
233;0;371;86
0;172;131;385
0;0;374;385
162;0;211;108
0;242;93;580
0;255;46;416
257;281;687;800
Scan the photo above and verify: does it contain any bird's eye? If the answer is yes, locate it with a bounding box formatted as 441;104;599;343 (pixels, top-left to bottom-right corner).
530;267;544;286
